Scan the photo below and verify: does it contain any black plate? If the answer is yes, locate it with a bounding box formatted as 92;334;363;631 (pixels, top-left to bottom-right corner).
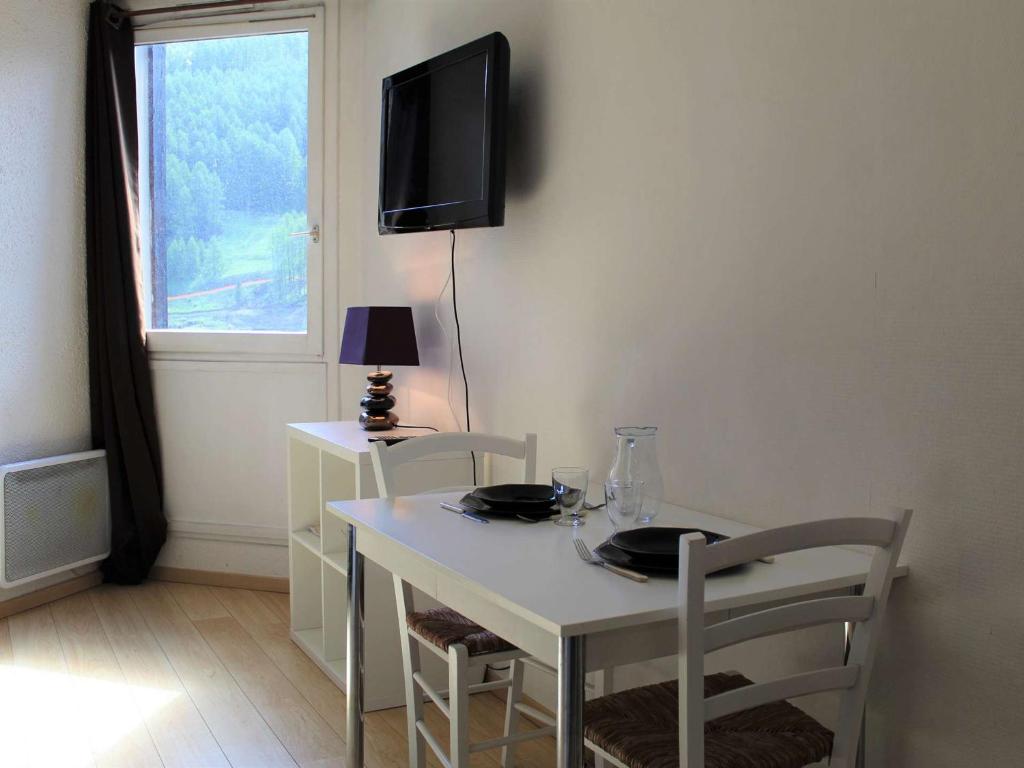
595;540;748;576
472;484;557;512
610;527;729;559
459;493;556;520
595;541;678;574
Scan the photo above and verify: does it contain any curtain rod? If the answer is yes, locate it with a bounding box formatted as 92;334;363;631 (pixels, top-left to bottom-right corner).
116;0;284;19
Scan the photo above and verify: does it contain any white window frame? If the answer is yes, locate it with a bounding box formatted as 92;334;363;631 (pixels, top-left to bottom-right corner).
135;8;325;359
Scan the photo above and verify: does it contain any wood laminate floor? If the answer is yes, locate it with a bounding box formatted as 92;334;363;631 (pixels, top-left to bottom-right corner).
0;582;556;768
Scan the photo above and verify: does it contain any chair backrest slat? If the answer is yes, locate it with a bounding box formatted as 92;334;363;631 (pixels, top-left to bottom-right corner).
678;507;912;767
370;432;537;497
703;516;898;574
704;595;874;653
704;665;860;722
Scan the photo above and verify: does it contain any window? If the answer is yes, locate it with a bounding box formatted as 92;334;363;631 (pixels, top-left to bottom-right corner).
135;14;323;355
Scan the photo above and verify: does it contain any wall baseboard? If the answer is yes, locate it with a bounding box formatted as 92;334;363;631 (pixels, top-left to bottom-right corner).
150;565;289;593
0;571;104;619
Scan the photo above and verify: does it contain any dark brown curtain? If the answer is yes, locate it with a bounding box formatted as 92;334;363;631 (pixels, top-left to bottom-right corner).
86;1;166;583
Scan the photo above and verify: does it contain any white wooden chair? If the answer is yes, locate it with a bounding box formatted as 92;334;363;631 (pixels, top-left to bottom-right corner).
370;432;554;768
583;508;912;768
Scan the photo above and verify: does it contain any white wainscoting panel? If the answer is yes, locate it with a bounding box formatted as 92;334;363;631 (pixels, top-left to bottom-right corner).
151;360;327;576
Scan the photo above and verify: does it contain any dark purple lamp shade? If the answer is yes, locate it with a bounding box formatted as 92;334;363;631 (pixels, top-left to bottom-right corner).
339;306;419;368
339;306;419;430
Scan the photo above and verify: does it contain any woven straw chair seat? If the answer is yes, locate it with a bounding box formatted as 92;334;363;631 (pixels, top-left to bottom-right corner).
406;607;517;656
584;672;833;768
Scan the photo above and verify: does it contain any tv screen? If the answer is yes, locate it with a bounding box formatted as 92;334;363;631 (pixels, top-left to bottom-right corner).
378;33;509;234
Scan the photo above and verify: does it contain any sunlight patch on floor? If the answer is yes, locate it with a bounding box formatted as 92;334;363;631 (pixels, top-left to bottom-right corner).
0;664;178;767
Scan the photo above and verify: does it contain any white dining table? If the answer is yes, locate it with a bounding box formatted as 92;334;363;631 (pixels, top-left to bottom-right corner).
326;492;906;768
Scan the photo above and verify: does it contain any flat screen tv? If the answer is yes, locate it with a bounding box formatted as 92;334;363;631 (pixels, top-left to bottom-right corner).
378;32;510;234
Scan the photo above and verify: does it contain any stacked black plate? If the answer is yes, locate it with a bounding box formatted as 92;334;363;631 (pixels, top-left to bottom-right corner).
595;527;731;575
461;484;558;520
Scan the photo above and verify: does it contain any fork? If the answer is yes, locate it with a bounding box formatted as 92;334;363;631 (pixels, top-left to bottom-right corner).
573;538;648;582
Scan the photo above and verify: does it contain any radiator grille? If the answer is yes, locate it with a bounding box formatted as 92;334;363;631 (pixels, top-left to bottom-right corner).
2;454;110;585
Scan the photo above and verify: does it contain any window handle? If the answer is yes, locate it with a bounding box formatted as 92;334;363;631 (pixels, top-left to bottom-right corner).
288;224;320;244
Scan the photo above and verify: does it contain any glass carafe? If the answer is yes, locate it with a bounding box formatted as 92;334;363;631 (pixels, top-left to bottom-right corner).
607;426;665;524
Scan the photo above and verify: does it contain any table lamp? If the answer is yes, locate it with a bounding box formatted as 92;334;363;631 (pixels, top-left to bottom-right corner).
339;306;420;431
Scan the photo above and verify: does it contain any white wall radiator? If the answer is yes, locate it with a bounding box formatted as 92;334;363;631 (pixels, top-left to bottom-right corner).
0;450;110;587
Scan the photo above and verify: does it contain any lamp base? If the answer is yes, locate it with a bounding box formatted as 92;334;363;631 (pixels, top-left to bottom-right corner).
358;370;400;431
359;412;400;431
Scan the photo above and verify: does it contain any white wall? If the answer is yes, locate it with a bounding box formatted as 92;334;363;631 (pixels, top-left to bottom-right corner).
353;1;1024;764
0;0;93;600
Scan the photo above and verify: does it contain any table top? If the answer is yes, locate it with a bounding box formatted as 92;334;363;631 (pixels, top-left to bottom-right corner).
287;421;440;463
326;493;907;637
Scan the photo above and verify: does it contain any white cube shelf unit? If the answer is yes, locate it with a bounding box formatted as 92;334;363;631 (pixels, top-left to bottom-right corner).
287;421;469;711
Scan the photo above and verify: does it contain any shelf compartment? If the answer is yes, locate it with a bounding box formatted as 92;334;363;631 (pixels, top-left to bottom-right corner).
322;564;348;662
321;505;350;574
321;451;356;509
291;627;346;690
289;540;322;631
288;438;322;532
291;529;322;557
323;550;348;575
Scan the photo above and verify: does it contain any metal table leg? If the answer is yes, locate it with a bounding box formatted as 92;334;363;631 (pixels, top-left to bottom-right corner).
558;635;585;768
346;524;365;768
845;584;866;768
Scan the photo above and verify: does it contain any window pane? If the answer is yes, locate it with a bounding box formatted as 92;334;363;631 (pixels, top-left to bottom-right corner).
136;32;309;332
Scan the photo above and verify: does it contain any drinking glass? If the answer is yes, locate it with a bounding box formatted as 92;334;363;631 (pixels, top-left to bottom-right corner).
552;467;589;527
604;479;645;532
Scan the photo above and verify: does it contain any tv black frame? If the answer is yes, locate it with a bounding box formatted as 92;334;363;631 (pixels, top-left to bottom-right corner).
378;32;509;235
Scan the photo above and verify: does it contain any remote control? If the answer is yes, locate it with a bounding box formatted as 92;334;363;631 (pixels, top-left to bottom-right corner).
367;436;413;446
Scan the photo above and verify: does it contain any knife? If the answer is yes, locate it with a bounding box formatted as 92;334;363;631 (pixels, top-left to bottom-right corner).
440;502;490;524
